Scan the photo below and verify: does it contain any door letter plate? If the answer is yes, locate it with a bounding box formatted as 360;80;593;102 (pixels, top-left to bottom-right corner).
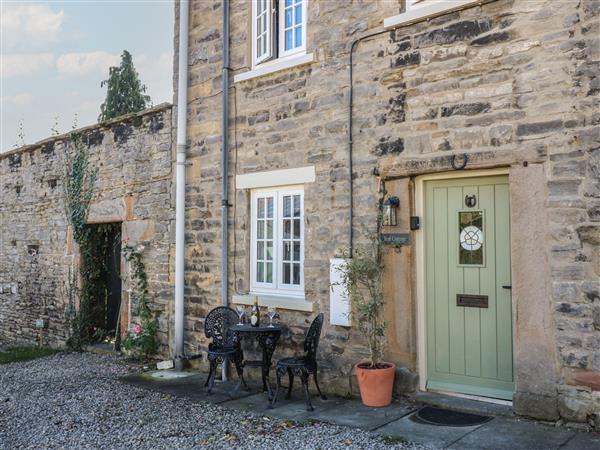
456;294;488;308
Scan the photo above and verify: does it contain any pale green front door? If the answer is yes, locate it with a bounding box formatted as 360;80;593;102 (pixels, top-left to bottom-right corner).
425;175;514;400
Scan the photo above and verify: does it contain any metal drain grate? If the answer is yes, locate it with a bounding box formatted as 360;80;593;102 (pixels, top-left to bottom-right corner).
411;406;492;427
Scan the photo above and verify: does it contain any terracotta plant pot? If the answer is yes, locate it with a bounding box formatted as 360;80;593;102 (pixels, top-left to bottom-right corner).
355;362;396;407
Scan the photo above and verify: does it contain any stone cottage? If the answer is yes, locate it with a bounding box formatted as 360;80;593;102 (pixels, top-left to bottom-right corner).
0;0;598;430
173;0;599;428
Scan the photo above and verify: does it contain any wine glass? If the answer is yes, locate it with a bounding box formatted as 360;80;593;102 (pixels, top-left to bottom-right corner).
267;306;277;327
236;305;246;325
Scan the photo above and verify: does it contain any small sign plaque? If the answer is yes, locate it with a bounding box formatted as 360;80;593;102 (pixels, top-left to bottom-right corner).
380;233;410;246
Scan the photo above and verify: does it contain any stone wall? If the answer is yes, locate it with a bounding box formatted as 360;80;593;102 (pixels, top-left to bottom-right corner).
176;0;598;427
0;104;174;350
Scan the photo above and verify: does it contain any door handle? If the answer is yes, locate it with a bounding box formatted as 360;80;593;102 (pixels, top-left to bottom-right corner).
502;285;512;289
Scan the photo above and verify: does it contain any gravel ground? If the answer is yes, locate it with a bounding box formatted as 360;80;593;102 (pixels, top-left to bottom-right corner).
0;351;431;450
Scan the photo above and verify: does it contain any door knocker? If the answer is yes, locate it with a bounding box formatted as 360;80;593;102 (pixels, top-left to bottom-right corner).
465;194;477;208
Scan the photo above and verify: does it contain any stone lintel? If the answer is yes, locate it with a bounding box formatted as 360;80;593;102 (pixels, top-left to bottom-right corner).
379;146;546;179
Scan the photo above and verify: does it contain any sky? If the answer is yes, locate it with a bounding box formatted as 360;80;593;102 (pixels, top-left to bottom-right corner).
0;1;174;151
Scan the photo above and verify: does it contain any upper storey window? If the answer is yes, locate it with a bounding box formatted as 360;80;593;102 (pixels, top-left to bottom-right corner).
384;0;484;28
252;0;307;67
280;0;305;57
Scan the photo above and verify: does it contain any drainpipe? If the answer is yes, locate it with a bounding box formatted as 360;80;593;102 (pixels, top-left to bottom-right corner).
221;0;230;310
347;30;388;258
220;0;231;380
174;0;189;370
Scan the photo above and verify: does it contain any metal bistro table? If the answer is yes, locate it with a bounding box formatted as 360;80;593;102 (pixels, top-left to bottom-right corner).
229;324;282;399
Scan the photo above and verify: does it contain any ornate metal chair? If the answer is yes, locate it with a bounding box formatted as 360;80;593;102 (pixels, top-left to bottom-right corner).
204;306;247;393
270;313;326;411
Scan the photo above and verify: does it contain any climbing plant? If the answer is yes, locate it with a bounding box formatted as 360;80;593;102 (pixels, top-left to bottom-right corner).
63;133;97;350
121;244;157;358
64;133;96;243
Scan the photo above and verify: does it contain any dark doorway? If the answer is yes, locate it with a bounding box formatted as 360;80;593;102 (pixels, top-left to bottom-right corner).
87;223;122;346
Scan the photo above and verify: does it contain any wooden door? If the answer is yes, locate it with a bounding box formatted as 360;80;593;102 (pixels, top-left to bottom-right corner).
425;175;514;400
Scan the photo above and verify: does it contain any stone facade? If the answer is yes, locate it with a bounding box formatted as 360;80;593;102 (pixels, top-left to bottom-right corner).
176;0;599;428
1;0;597;431
0;104;174;350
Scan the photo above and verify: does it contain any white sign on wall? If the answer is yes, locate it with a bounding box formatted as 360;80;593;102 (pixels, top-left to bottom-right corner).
330;258;351;327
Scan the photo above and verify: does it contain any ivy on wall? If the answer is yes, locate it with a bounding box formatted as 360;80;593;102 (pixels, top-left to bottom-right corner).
63;133;97;350
64;133;97;244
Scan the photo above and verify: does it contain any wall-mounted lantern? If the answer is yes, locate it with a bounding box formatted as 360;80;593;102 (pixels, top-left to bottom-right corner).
382;196;400;227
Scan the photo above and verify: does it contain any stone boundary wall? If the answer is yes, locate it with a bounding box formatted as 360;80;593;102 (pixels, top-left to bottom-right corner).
0;104;174;350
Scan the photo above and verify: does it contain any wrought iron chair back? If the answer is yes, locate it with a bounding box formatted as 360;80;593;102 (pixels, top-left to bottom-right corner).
204;306;239;348
303;313;324;362
271;313;326;411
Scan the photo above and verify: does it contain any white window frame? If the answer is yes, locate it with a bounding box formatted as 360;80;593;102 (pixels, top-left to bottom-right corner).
250;186;304;298
252;0;273;65
251;0;307;68
408;0;434;10
278;0;307;59
384;0;485;28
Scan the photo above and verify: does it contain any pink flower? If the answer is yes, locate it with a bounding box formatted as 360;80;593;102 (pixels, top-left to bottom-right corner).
134;324;142;334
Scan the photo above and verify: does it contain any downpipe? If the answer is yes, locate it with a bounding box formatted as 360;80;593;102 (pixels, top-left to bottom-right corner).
174;0;190;370
220;0;231;380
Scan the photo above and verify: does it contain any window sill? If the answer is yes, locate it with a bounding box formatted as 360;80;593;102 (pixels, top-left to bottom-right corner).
232;293;315;312
233;52;315;83
383;0;486;28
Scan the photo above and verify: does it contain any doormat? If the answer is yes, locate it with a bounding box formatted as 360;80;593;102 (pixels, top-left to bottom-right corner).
412;406;492;427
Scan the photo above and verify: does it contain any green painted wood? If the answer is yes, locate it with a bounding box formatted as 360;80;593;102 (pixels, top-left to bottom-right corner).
425;176;514;400
434;187;450;373
425;182;436;382
447;187;465;375
479;184;498;380
462;185;481;378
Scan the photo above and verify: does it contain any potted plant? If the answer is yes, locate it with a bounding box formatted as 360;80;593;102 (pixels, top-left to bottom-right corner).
338;231;395;407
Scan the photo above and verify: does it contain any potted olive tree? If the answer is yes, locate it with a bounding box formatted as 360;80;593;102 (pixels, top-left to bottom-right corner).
338;231;395;407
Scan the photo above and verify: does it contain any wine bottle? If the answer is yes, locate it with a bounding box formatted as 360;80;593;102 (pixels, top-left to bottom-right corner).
250;296;260;327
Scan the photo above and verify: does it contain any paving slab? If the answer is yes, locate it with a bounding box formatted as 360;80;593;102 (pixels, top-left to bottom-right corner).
221;393;330;421
375;414;485;448
220;393;280;415
447;417;576;450
312;398;416;431
560;431;600;450
120;372;260;404
221;392;415;429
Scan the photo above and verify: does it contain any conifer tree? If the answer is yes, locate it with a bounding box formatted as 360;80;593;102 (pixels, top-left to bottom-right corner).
99;50;151;121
